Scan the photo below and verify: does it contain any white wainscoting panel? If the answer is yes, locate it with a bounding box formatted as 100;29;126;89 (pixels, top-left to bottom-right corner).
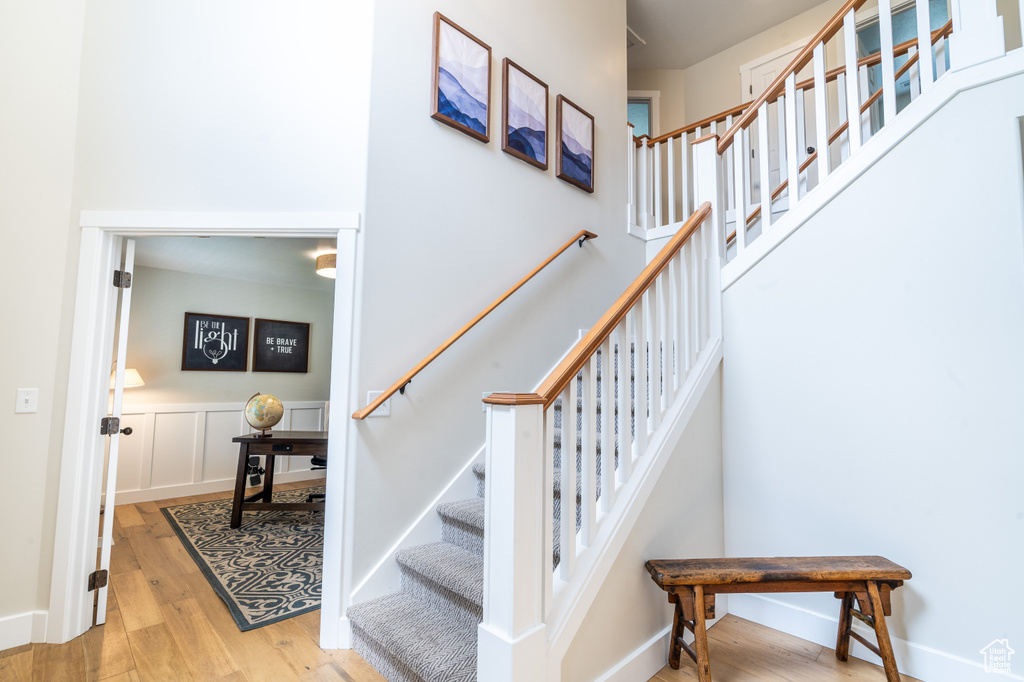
105;401;327;503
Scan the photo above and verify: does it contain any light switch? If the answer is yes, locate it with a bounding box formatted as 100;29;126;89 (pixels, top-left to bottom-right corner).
15;388;38;414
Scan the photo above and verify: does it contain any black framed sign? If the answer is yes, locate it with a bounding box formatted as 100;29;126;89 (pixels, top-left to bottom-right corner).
252;318;310;373
181;312;249;371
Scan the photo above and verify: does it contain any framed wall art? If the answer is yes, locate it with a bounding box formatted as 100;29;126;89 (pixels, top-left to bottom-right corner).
252;318;310;373
502;59;548;169
556;95;595;193
181;312;249;371
431;12;491;142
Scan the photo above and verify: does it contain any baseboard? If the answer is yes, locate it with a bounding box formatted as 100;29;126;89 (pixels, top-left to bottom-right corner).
729;594;1024;682
0;611;47;650
593;605;729;682
104;470;326;505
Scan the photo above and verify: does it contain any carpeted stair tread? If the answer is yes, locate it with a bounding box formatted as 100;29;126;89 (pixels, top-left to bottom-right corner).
436;497;485;531
348;593;477;682
396;542;483;607
471;462;566;495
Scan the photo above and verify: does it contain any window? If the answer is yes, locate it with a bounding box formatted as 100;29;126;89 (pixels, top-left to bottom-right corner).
628;99;652;138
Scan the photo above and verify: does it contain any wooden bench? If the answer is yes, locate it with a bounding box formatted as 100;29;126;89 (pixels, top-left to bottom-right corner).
645;556;912;682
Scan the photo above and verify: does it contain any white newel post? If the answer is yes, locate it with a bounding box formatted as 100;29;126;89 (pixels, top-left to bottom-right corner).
692;135;724;337
479;398;548;682
948;0;1005;69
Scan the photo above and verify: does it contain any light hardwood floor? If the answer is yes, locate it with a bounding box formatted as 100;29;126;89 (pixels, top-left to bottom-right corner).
0;481;386;682
650;613;924;682
1;484;921;682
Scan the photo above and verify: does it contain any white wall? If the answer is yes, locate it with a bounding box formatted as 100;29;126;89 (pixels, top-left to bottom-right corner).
628;0;842;129
125;265;334;405
0;0;87;631
351;0;641;588
561;368;724;682
0;0;372;634
722;71;1024;681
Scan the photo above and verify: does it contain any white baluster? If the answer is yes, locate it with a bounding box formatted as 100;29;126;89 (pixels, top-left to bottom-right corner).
542;405;555;616
635;296;650;455
680;133;691;218
859;65;873;141
935;36;948;77
667;136;676;226
599;336;615;513
795;86;809;194
559;383;576;581
724;115;735;216
878;0;898;125
836;72;849;162
813;42;830;181
732;137;746;254
757;102;772;230
580;357;597;547
679;246;692;374
643;284;659;435
777;95;788;188
637;143;649;230
654;142;663;229
843;9;862;155
656;271;669;422
742;126;753;222
667;257;680;393
908;46;921;101
615;318;632;484
785;75;799;208
915;0;935;90
689;235;700;365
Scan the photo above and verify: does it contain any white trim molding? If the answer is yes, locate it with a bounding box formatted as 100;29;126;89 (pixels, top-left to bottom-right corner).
48;211;363;646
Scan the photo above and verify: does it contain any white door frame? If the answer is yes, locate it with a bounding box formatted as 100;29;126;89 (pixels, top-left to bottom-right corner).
47;211;362;648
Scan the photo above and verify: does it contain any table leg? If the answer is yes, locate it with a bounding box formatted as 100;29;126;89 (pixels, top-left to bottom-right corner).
835;591;855;661
692;584;713;682
867;581;902;682
230;444;249;529
263;454;276;504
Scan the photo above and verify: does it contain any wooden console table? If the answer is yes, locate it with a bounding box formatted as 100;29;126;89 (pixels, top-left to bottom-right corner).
645;556;912;682
230;430;328;529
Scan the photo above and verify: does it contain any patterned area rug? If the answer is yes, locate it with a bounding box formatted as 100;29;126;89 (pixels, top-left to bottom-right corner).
162;486;325;631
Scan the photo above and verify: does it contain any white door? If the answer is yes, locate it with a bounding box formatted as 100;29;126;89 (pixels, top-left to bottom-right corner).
740;39;808;205
96;238;136;624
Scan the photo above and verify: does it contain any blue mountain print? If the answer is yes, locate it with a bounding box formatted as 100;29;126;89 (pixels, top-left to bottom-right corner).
507;126;545;162
561;142;592;187
438;67;486;134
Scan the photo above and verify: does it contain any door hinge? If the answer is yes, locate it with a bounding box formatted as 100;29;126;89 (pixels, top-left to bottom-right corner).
100;416;120;435
88;569;108;591
112;270;132;288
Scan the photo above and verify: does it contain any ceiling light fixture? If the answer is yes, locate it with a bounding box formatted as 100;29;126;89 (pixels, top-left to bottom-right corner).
316;252;337;279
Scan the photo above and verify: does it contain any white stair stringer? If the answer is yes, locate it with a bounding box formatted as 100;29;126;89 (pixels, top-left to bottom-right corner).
544;337;723;681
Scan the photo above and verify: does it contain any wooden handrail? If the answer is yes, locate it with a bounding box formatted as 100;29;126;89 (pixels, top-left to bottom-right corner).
485;204;712;410
718;0;869;155
352;229;598;419
645;102;752;147
734;19;954;233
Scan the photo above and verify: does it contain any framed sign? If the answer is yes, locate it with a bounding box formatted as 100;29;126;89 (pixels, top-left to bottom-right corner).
556;95;595;193
253;318;310;373
181;312;249;371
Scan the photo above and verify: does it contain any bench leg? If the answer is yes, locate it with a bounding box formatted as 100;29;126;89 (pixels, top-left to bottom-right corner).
867;581;902;682
835;591;855;661
669;596;683;669
692;584;712;682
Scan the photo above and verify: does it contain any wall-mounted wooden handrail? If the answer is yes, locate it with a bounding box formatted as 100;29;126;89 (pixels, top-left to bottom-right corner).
352;229;598;419
718;0;869;156
485;203;711;410
732;19;954;235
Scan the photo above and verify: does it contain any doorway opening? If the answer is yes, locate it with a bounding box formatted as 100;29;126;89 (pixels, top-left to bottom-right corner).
49;212;360;652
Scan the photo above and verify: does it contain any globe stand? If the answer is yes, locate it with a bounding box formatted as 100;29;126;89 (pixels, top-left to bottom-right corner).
253;428;273;438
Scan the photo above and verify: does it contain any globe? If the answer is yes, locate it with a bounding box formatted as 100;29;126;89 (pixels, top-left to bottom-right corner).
244;393;284;436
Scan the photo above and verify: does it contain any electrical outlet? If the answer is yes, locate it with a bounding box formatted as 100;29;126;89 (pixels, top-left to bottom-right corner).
15;388;38;414
367;391;390;417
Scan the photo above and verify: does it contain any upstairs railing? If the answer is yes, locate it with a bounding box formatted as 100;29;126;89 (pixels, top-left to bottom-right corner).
478;137;725;681
630;0;958;252
351;229;597;419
